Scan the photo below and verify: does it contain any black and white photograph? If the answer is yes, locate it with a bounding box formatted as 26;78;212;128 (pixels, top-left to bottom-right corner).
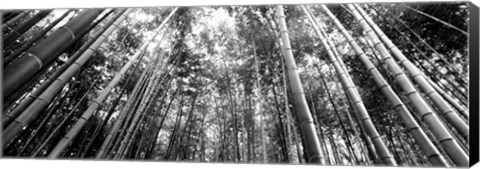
0;1;477;168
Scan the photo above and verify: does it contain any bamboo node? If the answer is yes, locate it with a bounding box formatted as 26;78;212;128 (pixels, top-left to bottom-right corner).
410;73;423;81
352;99;363;105
391;103;404;110
373;41;384;48
59;26;76;40
387;43;398;51
360;117;371;123
437;137;453;144
420;111;434;120
404;90;418;97
370;134;382;141
365;29;375;35
392;72;405;81
405;126;420;132
24;52;43;69
424;90;437;97
378;83;390;90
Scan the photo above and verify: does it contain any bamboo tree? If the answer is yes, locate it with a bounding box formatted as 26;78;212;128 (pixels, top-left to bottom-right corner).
270;74;289;162
118;48;173;159
302;5;396;165
2;10;114;111
173;95;198;160
94;65;151;159
319;5;453;167
2;9;122;147
143;58;181;159
2;11;17;21
426;76;469;119
79;86;126;157
383;5;468;80
115;57;165;159
222;59;241;162
319;76;358;165
276;5;324;164
111;75;150;156
251;37;267;163
367;10;469;106
381;12;469;92
401;4;468;36
282;60;297;163
353;4;469;141
112;72;151;158
372;8;469;107
30;78;99;157
265;16;296;163
366;4;468;97
5;10;75;64
79;39;152;158
336;4;467;166
2;9;118;128
165;92;185;159
14;86;74;156
46;9;172;158
4;10;52;46
3;9;102;97
243;91;255;162
1;10;30;30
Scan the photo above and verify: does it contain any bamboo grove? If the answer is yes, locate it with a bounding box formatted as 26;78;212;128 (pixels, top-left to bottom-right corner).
0;3;470;167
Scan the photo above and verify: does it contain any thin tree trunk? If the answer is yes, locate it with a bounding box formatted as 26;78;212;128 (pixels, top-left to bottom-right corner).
31;78;98;157
276;5;325;164
3;9;102;97
2;9;118;127
95;62;150;159
343;4;467;166
4;10;52;46
1;10;30;30
353;5;469;142
401;4;468;36
251;38;267;163
279;56;295;163
302;5;396;165
5;10;74;63
2;9;124;147
322;5;452;166
117;56;166;159
366;5;468;100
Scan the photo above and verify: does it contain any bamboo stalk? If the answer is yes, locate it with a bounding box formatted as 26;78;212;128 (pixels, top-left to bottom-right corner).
115;56;164;159
302;5;397;166
5;10;75;64
402;4;468;36
94;63;150;159
341;4;467;166
353;4;469;142
276;5;325;164
3;9;102;97
366;4;468;96
320;4;452;167
31;78;99;157
47;8;179;157
4;10;52;46
2;9;123;147
1;10;30;30
2;9;118;128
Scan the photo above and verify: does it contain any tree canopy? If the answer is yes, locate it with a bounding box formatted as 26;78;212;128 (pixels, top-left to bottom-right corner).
1;3;471;167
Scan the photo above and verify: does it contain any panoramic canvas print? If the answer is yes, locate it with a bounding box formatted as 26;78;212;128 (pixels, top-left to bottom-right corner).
1;2;470;167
